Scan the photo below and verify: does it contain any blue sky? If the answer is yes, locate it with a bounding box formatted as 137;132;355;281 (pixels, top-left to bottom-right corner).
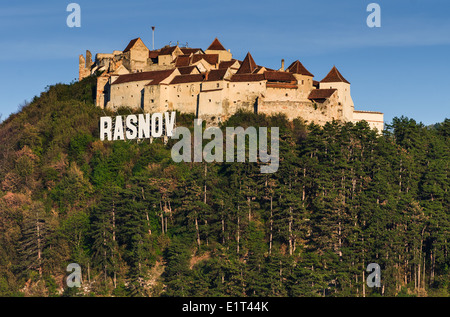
0;0;449;125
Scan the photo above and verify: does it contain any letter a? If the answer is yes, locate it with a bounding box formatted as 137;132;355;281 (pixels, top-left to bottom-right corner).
366;263;381;288
67;263;82;288
66;3;81;28
171;127;192;163
366;3;381;28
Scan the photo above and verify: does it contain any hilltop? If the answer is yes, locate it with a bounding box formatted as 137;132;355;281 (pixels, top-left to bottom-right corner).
0;77;449;297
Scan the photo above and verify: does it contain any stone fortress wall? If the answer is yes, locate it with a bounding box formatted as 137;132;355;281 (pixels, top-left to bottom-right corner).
79;37;384;131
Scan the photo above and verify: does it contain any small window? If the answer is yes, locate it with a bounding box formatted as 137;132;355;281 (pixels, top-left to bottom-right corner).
209;99;212;102
217;83;220;88
151;99;154;103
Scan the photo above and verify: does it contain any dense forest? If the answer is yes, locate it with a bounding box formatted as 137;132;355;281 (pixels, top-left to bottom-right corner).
0;76;448;297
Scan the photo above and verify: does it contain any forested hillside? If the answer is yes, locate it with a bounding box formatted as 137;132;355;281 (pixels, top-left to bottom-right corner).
0;77;448;297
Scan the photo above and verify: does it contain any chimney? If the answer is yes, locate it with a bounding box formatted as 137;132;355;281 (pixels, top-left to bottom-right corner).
280;59;285;71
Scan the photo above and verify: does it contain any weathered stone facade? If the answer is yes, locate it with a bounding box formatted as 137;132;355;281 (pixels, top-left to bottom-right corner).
79;37;384;131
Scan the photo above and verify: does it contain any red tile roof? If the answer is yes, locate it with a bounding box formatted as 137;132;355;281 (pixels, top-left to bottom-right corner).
177;66;197;75
174;54;191;67
112;69;175;85
287;60;314;77
264;71;297;82
149;50;160;59
205;69;228;81
219;60;240;69
320;66;350;84
181;48;203;55
123;38;140;52
207;38;227;51
230;73;265;82
170;73;205;84
254;66;265;73
308;88;337;100
236;52;257;74
192;54;219;65
159;46;179;55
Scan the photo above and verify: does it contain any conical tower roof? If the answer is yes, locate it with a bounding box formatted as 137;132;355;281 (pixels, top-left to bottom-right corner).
236;52;257;74
207;38;227;51
287;60;314;77
320;66;350;84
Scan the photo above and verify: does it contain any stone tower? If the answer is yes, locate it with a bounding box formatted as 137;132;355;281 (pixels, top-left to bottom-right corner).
319;66;354;121
79;50;93;81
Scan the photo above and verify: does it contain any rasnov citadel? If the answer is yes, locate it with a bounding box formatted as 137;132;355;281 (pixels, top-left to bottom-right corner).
79;37;384;131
